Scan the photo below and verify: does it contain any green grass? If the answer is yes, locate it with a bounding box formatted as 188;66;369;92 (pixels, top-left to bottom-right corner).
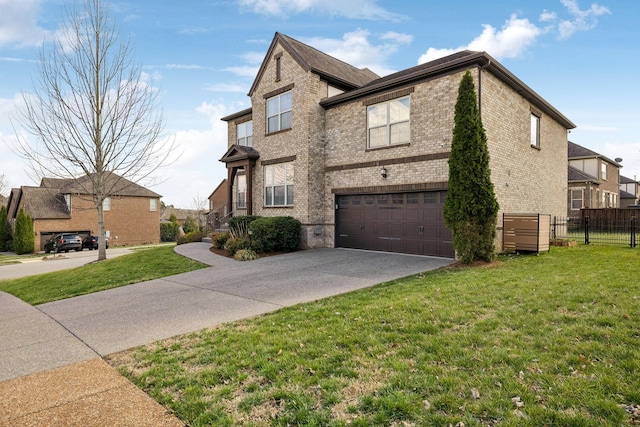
109;245;640;426
0;245;207;305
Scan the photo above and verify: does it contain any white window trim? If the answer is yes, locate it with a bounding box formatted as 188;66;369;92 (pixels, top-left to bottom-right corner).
103;197;111;211
237;121;253;147
570;188;584;210
367;96;410;149
601;162;607;181
266;91;292;134
150;199;158;212
264;162;294;207
530;112;540;148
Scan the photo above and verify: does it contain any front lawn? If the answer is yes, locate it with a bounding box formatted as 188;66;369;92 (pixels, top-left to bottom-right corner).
108;245;640;426
0;245;207;305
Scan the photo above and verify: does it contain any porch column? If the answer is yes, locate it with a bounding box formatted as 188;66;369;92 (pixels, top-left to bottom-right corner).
246;161;253;215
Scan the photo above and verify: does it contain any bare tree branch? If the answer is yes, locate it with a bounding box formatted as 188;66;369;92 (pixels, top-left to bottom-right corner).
11;0;178;260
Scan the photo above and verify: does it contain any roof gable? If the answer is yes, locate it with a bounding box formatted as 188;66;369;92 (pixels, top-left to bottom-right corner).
248;32;380;97
321;50;575;130
568;141;621;167
219;145;260;163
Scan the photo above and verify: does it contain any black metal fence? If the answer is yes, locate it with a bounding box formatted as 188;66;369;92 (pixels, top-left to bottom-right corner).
551;216;638;248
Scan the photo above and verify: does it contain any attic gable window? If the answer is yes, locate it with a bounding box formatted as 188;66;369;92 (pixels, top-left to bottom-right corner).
367;96;410;149
266;91;292;134
274;52;283;82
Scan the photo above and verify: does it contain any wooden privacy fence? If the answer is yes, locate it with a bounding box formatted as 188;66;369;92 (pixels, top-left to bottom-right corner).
503;213;550;254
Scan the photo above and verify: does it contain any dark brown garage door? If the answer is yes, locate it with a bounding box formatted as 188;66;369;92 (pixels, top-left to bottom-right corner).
335;191;454;258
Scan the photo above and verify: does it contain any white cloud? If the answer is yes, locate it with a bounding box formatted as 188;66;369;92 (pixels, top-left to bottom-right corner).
556;0;611;39
205;83;248;93
0;0;51;47
166;64;206;70
237;0;405;22
303;29;413;76
419;14;541;63
153;101;234;206
224;65;260;78
417;1;611;64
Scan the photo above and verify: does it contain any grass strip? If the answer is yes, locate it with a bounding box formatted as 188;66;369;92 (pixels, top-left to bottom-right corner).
109;245;640;426
0;245;207;305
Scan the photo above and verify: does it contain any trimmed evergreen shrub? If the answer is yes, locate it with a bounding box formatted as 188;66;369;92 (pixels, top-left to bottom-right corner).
443;70;499;264
177;230;203;245
160;221;180;242
14;208;35;255
0;205;11;251
249;216;301;253
182;216;199;234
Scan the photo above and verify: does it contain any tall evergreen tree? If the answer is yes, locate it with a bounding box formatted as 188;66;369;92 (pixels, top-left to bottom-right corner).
14;208;35;255
0;206;11;251
444;70;499;263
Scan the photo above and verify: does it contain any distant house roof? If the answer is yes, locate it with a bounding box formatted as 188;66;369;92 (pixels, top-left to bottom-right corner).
208;179;227;200
620;175;637;184
58;173;161;198
568;141;621;167
247;32;380;97
21;186;71;219
160;207;204;223
568;166;599;183
6;172;161;220
620;189;636;200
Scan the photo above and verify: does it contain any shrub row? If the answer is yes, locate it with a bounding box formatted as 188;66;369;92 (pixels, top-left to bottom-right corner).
248;216;301;253
176;230;203;245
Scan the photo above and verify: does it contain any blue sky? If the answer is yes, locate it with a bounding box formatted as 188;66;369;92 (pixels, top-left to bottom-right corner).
0;0;636;208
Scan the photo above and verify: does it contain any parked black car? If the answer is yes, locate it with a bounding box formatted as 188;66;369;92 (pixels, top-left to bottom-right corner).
44;233;83;253
82;235;109;250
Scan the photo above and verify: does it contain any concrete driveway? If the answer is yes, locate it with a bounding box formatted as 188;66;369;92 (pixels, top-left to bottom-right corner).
0;247;134;281
1;243;454;381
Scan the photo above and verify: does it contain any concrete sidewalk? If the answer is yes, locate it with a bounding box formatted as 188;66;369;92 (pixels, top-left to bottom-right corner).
0;243;453;425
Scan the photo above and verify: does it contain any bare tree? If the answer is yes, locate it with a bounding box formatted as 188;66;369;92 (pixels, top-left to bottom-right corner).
0;173;8;197
13;0;175;261
191;192;208;230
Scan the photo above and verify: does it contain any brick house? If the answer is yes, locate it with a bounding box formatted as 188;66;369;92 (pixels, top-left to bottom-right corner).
6;173;161;252
220;32;575;257
206;179;229;230
619;175;640;208
567;141;621;216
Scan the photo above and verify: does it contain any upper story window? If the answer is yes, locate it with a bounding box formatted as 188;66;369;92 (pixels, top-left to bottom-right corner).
103;197;111;211
601;162;607;180
150;199;158;212
64;194;71;211
367;96;410;149
530;112;540;148
237;121;253;147
264;162;294;207
267;91;292;133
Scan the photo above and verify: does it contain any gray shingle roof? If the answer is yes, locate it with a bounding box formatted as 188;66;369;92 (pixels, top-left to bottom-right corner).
568;166;599;183
568;141;621;166
60;173;161;198
248;32;380;97
19;186;70;220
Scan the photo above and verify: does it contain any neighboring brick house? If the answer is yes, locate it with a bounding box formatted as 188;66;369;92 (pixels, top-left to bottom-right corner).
567;141;621;216
220;32;575;257
619;175;640;208
160;207;206;227
6;173;161;252
206;179;229;229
